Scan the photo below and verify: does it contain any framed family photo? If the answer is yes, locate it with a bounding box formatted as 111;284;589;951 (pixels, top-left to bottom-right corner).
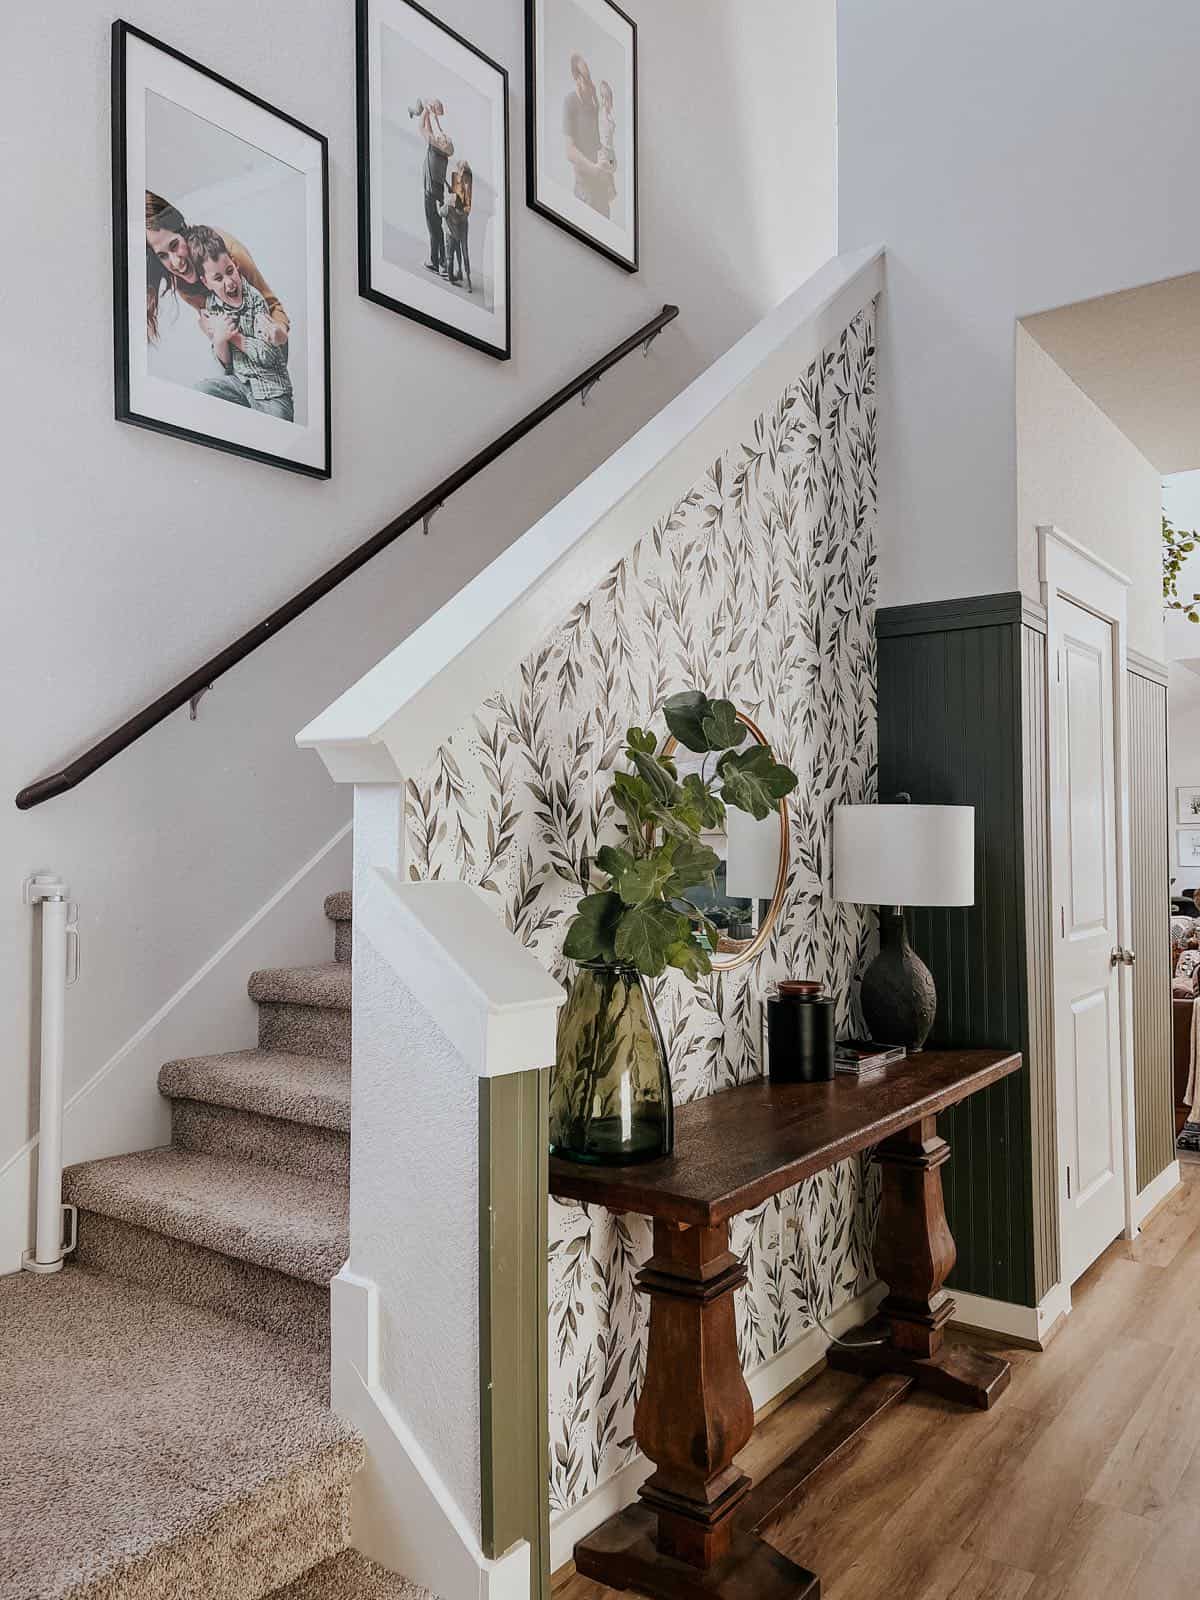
112;22;331;478
357;0;511;360
526;0;639;273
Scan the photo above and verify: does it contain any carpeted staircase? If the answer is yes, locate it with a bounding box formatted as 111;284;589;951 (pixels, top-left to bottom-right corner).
1;892;428;1600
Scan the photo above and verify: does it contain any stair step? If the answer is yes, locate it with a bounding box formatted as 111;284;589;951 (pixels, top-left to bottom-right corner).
325;892;353;964
74;1210;334;1347
64;1148;348;1286
270;1550;430;1599
250;962;351;1009
159;1049;351;1131
171;1099;350;1182
0;1267;361;1600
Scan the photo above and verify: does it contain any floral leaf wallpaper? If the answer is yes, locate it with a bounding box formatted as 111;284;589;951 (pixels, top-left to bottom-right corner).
406;305;880;1514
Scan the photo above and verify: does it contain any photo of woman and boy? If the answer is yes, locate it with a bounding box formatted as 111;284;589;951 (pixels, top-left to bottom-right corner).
145;195;294;422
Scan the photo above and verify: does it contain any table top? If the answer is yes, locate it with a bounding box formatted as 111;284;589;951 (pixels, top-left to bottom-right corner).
549;1048;1022;1227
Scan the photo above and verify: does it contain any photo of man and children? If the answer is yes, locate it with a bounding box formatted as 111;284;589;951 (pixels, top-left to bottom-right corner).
142;89;309;427
359;0;510;358
377;27;501;314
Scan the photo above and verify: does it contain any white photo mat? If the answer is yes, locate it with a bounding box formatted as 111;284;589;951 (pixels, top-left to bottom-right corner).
121;30;329;474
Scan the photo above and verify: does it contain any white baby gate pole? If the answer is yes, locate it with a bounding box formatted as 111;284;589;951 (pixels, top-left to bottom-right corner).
23;873;78;1274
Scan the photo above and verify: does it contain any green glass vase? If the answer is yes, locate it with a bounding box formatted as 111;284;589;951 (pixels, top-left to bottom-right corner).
550;962;674;1165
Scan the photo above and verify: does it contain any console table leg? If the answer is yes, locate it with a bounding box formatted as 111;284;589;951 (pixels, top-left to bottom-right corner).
574;1218;819;1599
634;1220;755;1568
827;1115;1011;1409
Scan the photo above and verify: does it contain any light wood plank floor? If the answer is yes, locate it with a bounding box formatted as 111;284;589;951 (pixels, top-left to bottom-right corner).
555;1162;1200;1600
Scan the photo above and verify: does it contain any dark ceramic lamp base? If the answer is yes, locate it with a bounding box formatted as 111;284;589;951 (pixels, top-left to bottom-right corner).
860;908;937;1052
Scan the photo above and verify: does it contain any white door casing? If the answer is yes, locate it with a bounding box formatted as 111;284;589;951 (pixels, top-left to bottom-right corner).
1040;526;1136;1288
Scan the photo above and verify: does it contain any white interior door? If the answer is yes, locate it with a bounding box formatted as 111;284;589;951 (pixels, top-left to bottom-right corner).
1052;597;1126;1285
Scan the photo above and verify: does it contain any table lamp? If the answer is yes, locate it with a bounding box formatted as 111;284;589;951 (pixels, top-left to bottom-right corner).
833;798;975;1051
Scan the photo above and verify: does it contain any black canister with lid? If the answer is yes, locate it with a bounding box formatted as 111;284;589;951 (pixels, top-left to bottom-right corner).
767;980;836;1083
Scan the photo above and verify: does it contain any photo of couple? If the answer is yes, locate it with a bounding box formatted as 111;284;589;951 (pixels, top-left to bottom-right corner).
360;0;511;358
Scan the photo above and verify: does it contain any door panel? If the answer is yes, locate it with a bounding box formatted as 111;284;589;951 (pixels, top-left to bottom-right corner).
1053;598;1125;1284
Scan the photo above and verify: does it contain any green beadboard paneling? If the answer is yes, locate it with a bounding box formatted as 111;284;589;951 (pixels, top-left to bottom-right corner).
1128;669;1175;1193
877;596;1056;1308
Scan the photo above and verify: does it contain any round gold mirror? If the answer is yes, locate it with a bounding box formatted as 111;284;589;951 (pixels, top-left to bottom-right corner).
659;711;790;970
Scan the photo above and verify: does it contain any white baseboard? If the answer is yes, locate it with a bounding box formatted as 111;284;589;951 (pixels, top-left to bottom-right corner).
332;1269;529;1600
1133;1160;1182;1228
0;825;352;1276
548;1279;886;1574
950;1281;1072;1349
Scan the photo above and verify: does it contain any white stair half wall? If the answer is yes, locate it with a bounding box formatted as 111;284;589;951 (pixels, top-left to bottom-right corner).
297;247;885;1600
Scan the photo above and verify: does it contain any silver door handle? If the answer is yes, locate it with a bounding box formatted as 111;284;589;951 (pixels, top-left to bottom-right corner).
1110;947;1136;967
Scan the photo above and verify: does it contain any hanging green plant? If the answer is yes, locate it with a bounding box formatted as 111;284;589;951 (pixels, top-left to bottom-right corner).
1164;513;1200;622
562;689;798;981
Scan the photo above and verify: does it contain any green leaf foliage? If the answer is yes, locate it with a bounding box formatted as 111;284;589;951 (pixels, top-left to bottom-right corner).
613;902;692;977
662;690;709;752
717;744;799;820
561;686;799;981
562;892;623;963
700;698;747;752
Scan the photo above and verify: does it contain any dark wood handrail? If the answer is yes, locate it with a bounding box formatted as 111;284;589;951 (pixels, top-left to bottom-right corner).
16;305;679;810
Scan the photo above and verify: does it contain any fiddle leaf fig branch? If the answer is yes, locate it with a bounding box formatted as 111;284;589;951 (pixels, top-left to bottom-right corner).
1164;513;1200;622
562;689;799;980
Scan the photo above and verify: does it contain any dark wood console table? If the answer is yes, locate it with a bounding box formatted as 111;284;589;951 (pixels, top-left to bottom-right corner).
549;1048;1023;1599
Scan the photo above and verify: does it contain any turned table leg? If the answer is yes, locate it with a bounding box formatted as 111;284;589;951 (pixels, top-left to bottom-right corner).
634;1220;756;1567
574;1217;819;1598
827;1114;1011;1409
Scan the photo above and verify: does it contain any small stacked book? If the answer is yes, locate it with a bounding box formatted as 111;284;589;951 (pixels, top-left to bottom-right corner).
834;1040;907;1078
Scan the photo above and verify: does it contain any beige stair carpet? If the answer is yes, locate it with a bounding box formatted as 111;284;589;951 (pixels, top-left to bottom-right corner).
271;1550;434;1599
0;1268;362;1600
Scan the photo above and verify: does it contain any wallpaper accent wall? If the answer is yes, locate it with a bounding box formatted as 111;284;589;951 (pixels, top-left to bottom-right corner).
406;305;880;1513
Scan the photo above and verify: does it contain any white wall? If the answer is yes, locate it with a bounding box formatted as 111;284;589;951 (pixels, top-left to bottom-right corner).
1017;327;1162;656
0;1;836;1266
838;0;1200;654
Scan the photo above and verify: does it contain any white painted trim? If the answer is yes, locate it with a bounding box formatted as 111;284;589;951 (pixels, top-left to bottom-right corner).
0;823;353;1276
332;1269;530;1600
297;248;885;784
1039;522;1138;1279
356;870;565;1079
950;1281;1072;1349
548;1279;886;1574
1133;1159;1182;1228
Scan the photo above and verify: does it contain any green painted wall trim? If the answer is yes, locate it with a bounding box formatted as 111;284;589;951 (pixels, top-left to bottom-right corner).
479;1069;551;1598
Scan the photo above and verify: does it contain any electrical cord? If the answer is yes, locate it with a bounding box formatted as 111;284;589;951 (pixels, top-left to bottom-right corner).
789;1209;889;1350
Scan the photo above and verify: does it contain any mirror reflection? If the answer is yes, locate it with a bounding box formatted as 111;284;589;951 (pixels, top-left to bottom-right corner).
661;714;789;969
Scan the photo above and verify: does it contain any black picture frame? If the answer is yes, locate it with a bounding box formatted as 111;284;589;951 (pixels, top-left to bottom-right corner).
356;0;512;361
112;20;332;478
525;0;639;274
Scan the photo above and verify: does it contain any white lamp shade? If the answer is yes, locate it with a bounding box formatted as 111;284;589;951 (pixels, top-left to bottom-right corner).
725;806;782;900
833;804;975;907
